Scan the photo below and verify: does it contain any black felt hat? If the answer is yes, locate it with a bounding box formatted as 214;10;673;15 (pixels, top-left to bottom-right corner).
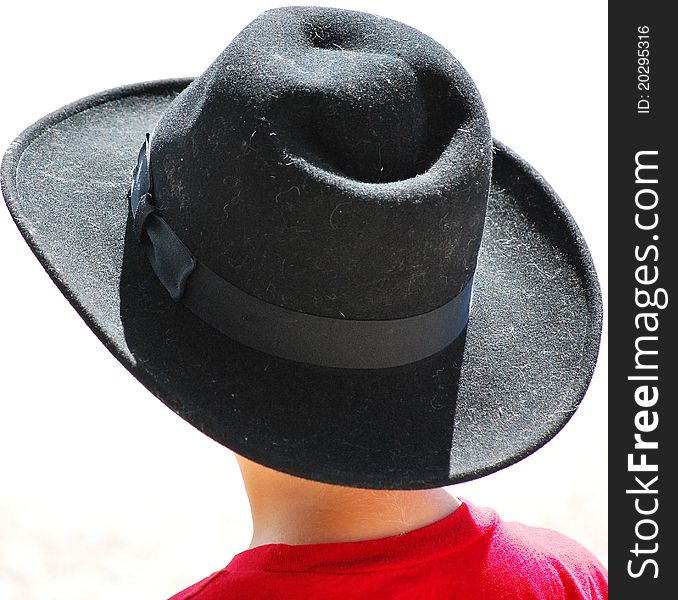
1;7;601;489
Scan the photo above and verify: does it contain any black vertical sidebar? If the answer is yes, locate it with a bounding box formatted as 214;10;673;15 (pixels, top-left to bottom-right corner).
609;3;676;597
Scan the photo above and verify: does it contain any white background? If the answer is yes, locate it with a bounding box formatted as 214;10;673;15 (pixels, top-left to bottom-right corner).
0;1;607;598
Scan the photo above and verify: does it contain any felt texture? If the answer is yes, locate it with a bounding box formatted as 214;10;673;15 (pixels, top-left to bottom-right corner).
150;7;491;320
1;82;601;489
133;134;476;369
1;8;602;489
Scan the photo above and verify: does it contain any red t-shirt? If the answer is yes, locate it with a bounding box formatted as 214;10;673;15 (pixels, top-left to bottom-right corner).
169;500;608;599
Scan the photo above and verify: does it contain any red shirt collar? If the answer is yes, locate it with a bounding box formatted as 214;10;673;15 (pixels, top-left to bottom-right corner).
226;500;498;574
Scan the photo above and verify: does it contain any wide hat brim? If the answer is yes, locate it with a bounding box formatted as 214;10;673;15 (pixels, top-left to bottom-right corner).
2;79;602;489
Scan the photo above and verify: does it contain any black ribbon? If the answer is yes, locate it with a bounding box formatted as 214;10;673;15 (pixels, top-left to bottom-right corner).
129;134;473;369
130;134;196;301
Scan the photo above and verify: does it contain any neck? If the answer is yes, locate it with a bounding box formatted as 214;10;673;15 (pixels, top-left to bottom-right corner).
236;455;460;548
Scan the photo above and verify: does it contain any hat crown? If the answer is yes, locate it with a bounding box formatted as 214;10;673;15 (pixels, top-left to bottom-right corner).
276;48;428;184
149;6;492;319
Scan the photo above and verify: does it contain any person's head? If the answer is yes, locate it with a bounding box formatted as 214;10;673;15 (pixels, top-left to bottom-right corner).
3;5;601;503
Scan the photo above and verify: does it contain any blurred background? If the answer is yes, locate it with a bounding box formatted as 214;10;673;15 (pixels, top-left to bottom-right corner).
0;1;607;598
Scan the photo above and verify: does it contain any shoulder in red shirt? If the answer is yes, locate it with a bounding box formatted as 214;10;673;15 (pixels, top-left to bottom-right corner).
169;500;608;599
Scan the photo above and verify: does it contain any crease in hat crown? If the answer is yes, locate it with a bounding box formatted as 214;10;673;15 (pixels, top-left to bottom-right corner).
145;6;493;324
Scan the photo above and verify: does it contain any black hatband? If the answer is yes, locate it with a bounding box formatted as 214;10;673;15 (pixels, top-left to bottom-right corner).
129;134;473;369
